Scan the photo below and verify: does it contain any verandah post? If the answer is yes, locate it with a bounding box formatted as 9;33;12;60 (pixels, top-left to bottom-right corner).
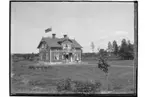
50;49;51;63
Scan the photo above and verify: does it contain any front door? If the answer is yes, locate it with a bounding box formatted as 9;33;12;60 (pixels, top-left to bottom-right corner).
63;53;73;62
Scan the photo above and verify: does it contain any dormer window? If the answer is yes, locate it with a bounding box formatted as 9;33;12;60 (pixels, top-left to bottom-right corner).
41;43;46;49
41;44;43;48
62;44;66;49
62;44;72;50
67;44;71;50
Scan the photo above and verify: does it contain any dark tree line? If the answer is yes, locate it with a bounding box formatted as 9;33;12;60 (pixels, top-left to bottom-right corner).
83;39;134;60
118;39;134;60
107;39;134;60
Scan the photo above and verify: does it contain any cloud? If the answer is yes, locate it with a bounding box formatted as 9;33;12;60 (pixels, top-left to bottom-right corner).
97;31;128;42
115;31;129;35
99;36;108;40
96;36;109;43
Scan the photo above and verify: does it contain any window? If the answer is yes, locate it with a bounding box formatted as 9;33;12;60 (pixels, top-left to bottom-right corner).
62;44;66;49
43;53;46;60
75;54;79;61
40;53;43;60
41;43;47;49
41;44;44;48
67;44;71;50
46;53;49;60
54;53;59;60
62;55;64;59
62;44;71;50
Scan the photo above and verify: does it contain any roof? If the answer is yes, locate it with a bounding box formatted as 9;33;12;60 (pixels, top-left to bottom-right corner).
37;36;82;48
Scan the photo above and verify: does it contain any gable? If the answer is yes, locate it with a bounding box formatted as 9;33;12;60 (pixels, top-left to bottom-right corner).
60;38;73;43
37;41;48;49
62;43;72;50
61;40;72;44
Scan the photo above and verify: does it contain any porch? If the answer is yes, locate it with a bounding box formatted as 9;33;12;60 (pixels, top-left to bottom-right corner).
50;50;82;63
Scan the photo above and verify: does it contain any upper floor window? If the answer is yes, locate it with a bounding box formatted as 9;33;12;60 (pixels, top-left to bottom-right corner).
41;44;45;48
62;44;66;49
41;43;48;49
67;44;71;49
62;44;71;50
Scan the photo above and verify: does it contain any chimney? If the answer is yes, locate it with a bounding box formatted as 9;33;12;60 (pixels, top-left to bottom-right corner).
52;33;56;38
64;34;67;38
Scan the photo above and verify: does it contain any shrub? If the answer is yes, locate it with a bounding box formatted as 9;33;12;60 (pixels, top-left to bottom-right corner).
28;65;52;70
73;80;101;93
28;66;35;69
73;81;94;93
56;78;102;93
56;78;72;92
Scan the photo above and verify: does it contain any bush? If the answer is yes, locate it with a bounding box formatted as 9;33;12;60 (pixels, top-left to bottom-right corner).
56;78;102;93
56;78;72;92
73;80;101;93
28;65;52;70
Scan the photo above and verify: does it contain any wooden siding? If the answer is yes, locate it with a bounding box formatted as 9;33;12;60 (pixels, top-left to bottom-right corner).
50;49;82;62
39;41;82;62
39;42;50;62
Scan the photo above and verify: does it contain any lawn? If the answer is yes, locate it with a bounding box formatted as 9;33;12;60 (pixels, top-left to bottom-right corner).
11;60;136;94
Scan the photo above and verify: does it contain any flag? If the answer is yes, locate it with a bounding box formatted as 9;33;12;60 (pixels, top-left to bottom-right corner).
45;27;52;33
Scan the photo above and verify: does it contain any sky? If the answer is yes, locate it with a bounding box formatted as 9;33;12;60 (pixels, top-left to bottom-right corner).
11;2;134;53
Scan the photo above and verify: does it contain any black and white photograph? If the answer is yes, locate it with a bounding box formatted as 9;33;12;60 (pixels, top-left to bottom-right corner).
10;1;137;96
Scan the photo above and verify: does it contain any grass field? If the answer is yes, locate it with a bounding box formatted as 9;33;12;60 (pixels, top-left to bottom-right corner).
11;60;136;94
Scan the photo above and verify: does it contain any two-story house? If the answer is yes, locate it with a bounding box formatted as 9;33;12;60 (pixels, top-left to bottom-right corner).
37;34;82;63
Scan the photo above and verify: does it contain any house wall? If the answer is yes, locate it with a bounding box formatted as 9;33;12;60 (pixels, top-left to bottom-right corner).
50;48;62;62
74;49;82;61
39;50;50;62
73;49;82;61
38;41;82;63
39;42;50;62
50;48;82;62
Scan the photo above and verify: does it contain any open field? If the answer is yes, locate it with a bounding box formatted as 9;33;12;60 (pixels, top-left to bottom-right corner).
11;60;136;94
82;59;134;66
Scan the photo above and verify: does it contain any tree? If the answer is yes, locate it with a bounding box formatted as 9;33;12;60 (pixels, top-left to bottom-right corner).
91;42;95;53
99;49;108;58
127;40;134;60
97;51;110;91
107;41;113;53
107;41;113;57
128;40;133;51
112;40;118;55
118;39;127;59
118;39;134;60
